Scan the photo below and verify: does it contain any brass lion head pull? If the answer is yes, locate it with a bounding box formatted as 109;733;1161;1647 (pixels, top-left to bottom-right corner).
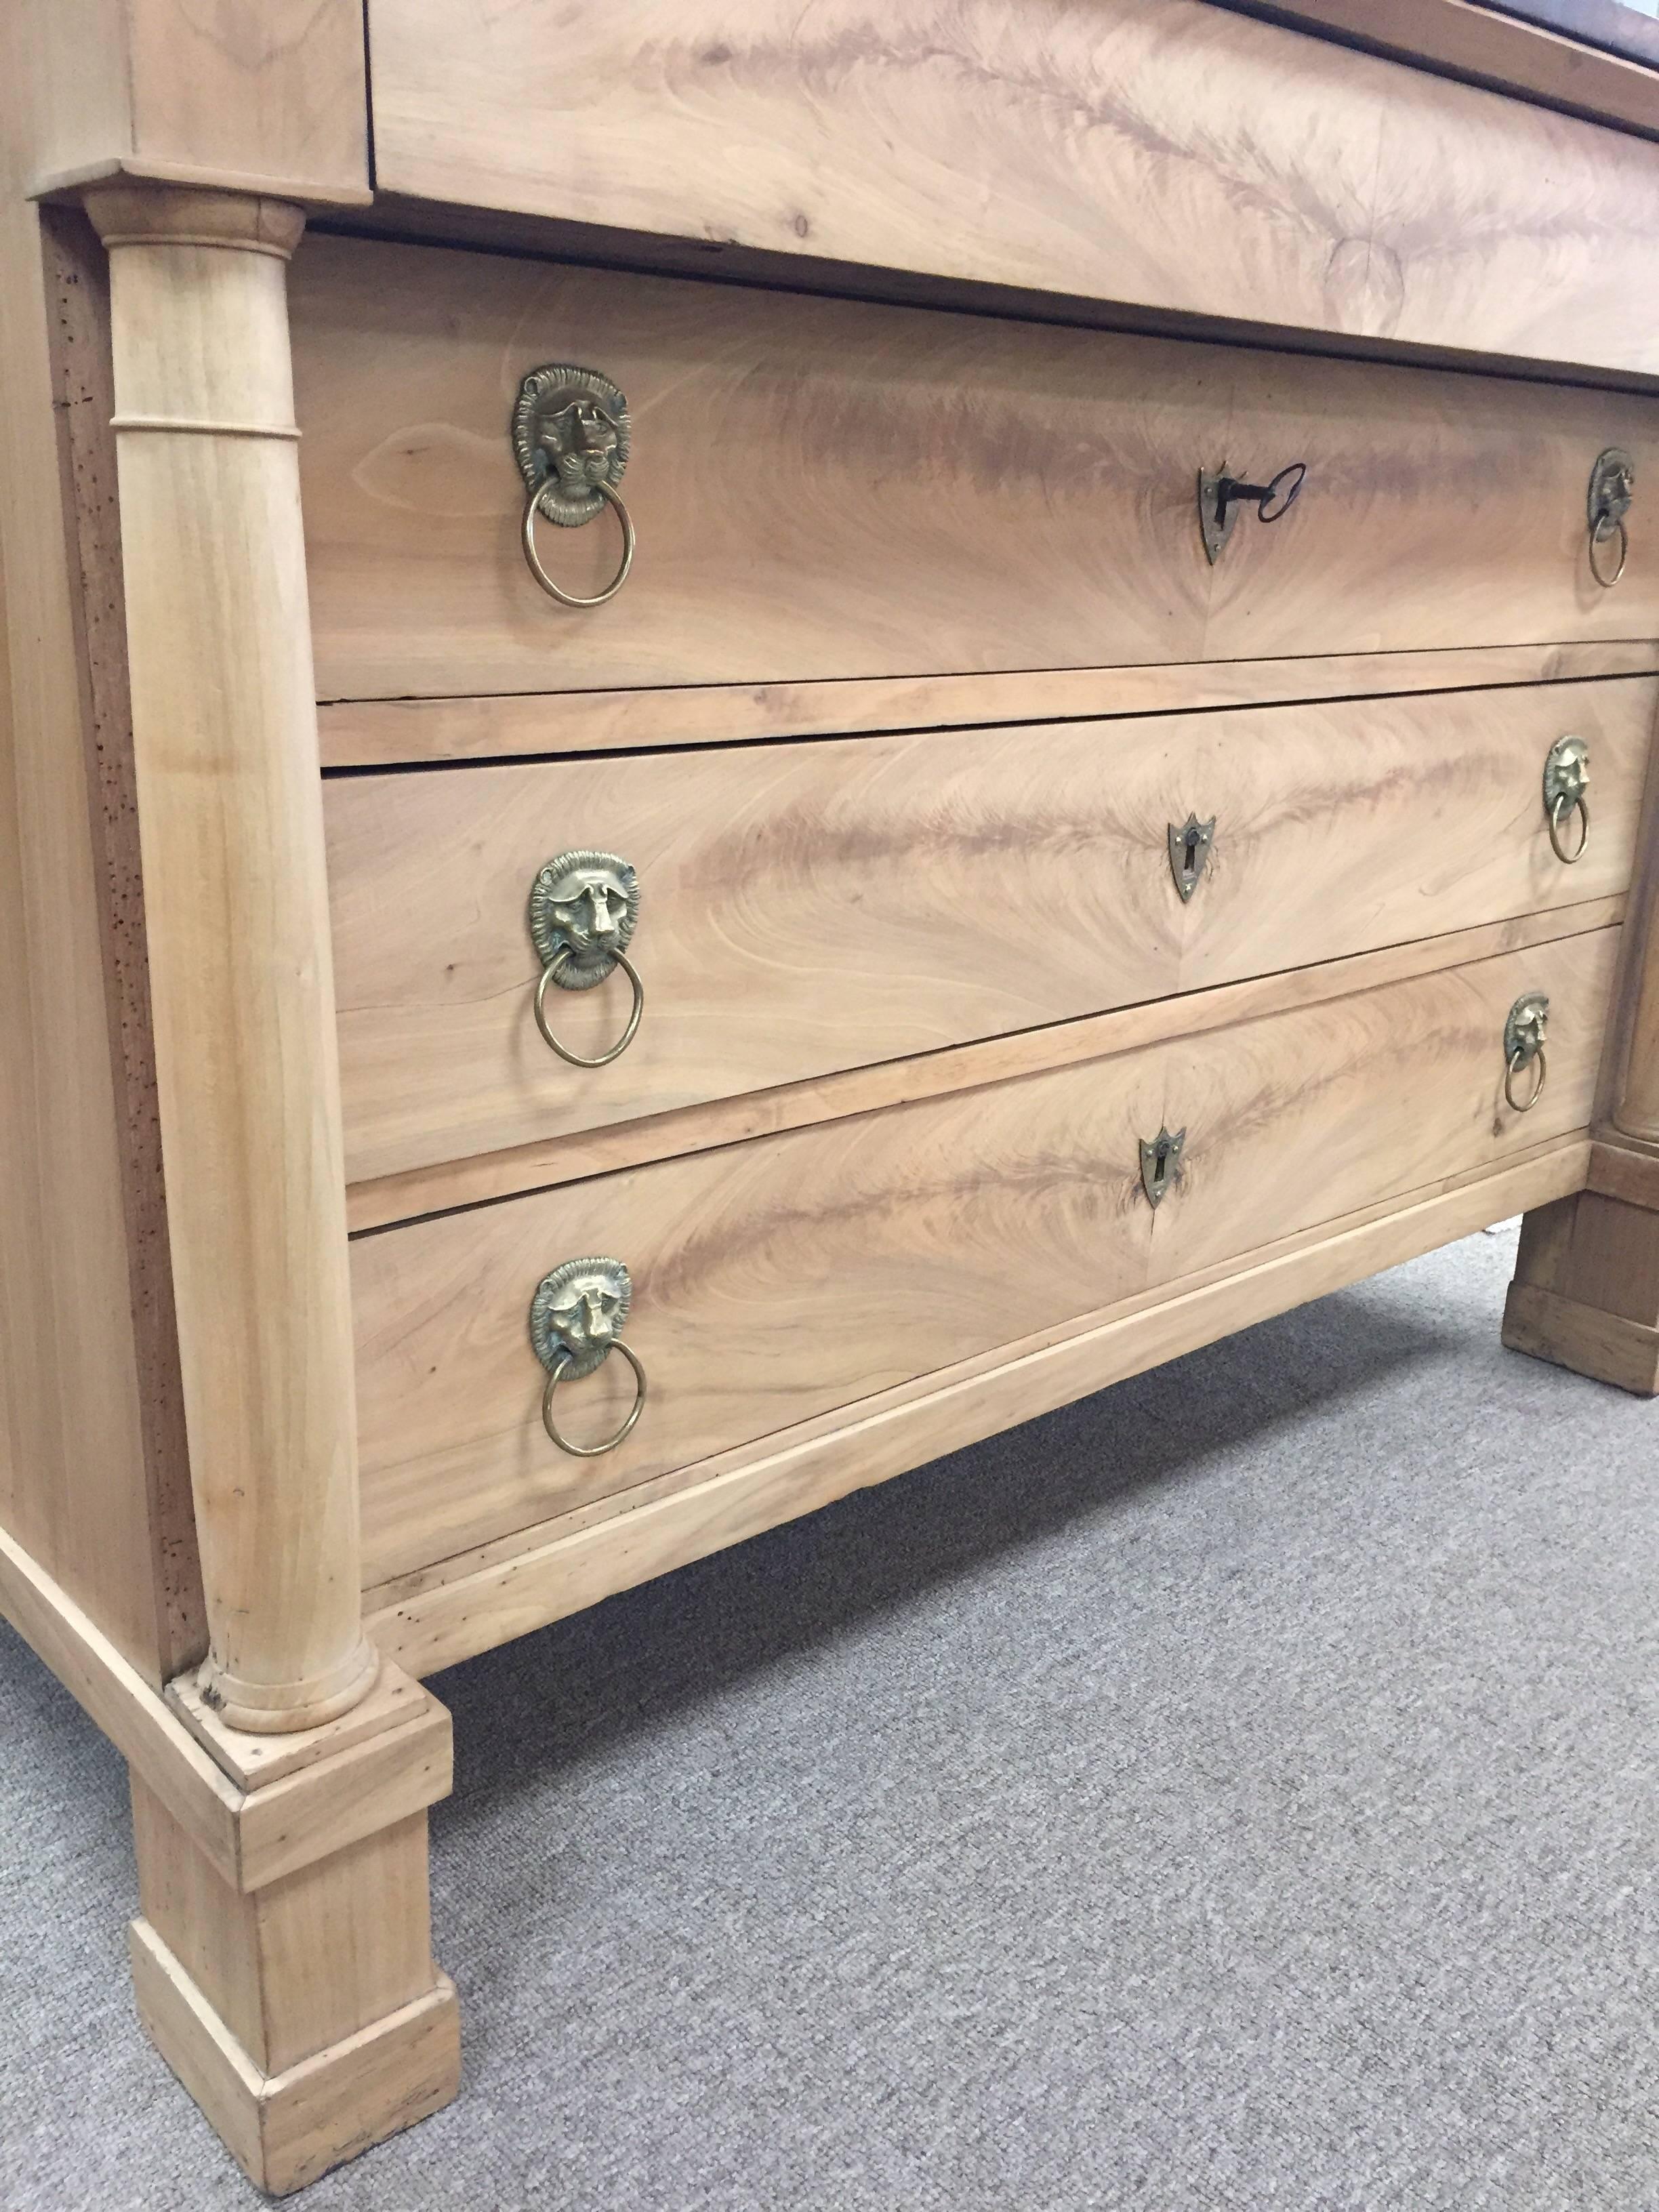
529;1256;647;1457
529;849;644;1067
1503;993;1549;1115
513;364;636;607
1588;448;1633;589
1542;736;1590;865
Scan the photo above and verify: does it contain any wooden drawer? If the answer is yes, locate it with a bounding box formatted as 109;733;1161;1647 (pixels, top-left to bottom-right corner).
363;0;1659;381
292;237;1659;705
328;678;1651;1187
352;924;1617;1586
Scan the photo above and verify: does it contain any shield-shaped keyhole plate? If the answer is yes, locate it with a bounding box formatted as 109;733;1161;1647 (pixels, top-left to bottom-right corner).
1168;815;1216;903
1139;1126;1187;1210
1197;467;1237;566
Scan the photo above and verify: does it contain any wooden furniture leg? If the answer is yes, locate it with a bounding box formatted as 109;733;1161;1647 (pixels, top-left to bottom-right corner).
56;178;462;2184
0;1522;459;2194
1506;726;1659;1395
1504;1151;1659;1396
127;1716;459;2196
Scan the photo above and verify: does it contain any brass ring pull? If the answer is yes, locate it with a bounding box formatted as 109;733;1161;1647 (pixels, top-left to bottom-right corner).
530;1256;646;1459
1589;513;1628;590
521;476;636;609
541;1340;648;1458
1586;449;1633;590
1502;992;1550;1115
512;363;636;611
1504;1044;1547;1114
1548;792;1590;865
533;945;644;1066
1542;735;1591;866
529;850;643;1067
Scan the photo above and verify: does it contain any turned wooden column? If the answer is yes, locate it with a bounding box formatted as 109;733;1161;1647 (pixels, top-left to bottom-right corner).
84;184;376;1731
1505;695;1659;1395
1613;885;1659;1144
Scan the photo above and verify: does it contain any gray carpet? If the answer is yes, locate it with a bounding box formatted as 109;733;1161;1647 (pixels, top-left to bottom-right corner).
2;1221;1656;2211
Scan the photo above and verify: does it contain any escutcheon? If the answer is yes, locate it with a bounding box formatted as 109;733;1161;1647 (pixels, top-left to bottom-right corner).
1139;1126;1187;1209
1168;814;1216;902
1197;461;1307;565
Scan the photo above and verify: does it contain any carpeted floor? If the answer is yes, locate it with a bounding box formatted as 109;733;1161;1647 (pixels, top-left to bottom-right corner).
1;1221;1656;2211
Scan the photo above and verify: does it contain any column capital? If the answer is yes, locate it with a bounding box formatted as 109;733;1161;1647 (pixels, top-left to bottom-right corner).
82;182;306;260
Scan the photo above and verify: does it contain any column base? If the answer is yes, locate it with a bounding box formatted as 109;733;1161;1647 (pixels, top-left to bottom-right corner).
131;1921;459;2196
198;1633;382;1735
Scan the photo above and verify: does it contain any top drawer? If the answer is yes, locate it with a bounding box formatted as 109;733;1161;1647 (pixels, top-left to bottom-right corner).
364;1;1659;379
291;237;1659;705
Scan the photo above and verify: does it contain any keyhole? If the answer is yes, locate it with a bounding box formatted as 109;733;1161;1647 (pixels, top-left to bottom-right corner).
1184;828;1200;874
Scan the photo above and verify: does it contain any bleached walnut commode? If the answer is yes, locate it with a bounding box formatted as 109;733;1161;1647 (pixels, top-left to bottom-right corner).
5;0;1659;2190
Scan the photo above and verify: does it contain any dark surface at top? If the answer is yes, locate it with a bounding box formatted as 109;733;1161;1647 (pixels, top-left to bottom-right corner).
1481;0;1659;66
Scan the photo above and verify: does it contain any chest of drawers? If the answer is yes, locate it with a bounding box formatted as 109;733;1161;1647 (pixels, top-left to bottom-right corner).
5;0;1659;2192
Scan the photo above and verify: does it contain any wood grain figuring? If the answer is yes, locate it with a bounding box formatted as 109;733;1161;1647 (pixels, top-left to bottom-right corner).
365;1139;1589;1675
316;642;1659;769
1200;351;1654;663
295;235;1225;699
329;678;1654;1186
88;185;376;1732
344;899;1629;1229
1223;0;1659;140
290;235;1659;705
352;928;1617;1586
362;0;1659;375
0;24;193;1686
364;1124;1584;1615
24;0;371;205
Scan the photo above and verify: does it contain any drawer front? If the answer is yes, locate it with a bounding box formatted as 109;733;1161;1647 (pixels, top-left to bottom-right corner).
353;926;1616;1585
293;237;1659;705
364;0;1659;380
329;679;1650;1186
